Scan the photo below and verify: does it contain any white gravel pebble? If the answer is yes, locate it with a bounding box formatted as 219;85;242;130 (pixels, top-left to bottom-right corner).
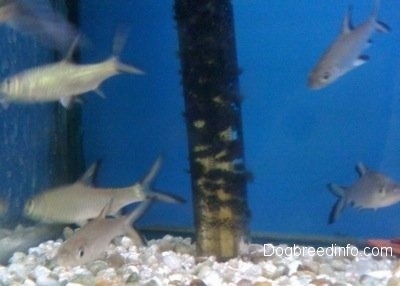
0;235;399;285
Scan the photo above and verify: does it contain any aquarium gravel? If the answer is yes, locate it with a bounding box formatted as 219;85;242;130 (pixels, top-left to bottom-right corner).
0;234;399;286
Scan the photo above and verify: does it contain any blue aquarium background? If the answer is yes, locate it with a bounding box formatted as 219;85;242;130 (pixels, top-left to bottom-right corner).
1;0;400;240
80;0;400;238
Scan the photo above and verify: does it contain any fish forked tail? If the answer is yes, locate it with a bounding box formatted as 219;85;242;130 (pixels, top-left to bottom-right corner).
371;0;390;33
327;183;347;224
123;199;153;245
140;156;186;204
111;26;145;75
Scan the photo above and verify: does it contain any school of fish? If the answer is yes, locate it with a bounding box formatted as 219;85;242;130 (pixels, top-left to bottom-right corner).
0;0;182;266
0;0;398;267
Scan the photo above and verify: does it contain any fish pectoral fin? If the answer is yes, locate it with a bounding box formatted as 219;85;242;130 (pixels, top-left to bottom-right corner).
353;56;369;67
328;197;347;224
327;183;345;197
125;227;145;246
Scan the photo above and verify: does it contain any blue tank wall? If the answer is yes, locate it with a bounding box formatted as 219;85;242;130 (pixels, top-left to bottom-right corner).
79;0;400;238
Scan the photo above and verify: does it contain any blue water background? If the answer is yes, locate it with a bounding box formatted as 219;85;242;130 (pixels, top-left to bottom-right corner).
77;0;400;239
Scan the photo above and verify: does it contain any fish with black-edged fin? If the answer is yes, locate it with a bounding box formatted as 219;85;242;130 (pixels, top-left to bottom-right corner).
23;157;184;225
308;0;389;90
0;30;144;108
328;162;400;224
55;199;151;267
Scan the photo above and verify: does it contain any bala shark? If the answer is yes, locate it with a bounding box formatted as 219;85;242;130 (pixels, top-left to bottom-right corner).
0;31;144;108
328;163;400;224
308;0;389;90
56;199;151;267
23;157;183;225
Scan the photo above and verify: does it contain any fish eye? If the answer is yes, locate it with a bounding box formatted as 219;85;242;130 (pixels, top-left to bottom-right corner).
322;71;331;81
78;247;85;258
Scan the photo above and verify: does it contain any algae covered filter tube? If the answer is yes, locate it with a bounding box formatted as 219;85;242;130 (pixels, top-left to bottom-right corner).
174;0;250;260
0;0;83;226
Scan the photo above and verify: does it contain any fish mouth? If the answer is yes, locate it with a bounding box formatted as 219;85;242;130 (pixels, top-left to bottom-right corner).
307;71;325;90
307;77;323;90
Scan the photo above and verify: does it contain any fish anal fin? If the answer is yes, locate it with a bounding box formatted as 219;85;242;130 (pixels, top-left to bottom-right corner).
353;56;369;67
60;96;74;108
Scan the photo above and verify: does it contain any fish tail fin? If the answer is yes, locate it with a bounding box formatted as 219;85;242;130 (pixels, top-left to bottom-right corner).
139;156;185;204
115;61;145;75
327;183;347;224
371;0;390;33
372;0;380;17
110;26;145;75
375;21;390;33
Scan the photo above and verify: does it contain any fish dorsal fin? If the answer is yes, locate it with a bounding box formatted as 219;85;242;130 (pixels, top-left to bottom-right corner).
356;162;368;176
341;6;353;34
98;199;114;219
63;35;80;62
78;161;101;186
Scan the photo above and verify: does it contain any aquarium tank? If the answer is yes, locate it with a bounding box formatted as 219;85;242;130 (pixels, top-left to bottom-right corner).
0;0;399;285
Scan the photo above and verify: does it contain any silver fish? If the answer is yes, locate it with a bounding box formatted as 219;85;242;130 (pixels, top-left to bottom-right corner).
23;157;183;225
0;0;78;53
308;0;389;90
0;32;144;108
328;163;400;224
56;199;151;267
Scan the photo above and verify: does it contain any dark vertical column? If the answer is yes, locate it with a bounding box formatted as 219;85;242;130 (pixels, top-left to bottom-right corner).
52;0;84;185
0;0;83;226
174;0;250;260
